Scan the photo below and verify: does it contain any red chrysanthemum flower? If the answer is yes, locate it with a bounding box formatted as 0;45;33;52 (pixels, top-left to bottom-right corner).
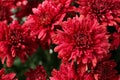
25;65;47;80
78;0;120;24
0;68;17;80
93;60;118;80
23;0;72;49
50;63;78;80
81;55;119;80
52;15;110;67
0;21;38;67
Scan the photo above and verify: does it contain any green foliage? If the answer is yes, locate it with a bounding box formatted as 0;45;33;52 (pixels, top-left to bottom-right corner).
3;46;60;80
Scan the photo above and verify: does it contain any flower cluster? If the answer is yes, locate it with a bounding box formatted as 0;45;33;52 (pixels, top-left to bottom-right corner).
0;0;120;80
51;0;120;79
51;59;118;80
77;0;120;50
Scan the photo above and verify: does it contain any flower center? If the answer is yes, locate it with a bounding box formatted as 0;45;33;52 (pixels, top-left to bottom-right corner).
8;30;24;47
74;32;92;49
39;13;51;26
